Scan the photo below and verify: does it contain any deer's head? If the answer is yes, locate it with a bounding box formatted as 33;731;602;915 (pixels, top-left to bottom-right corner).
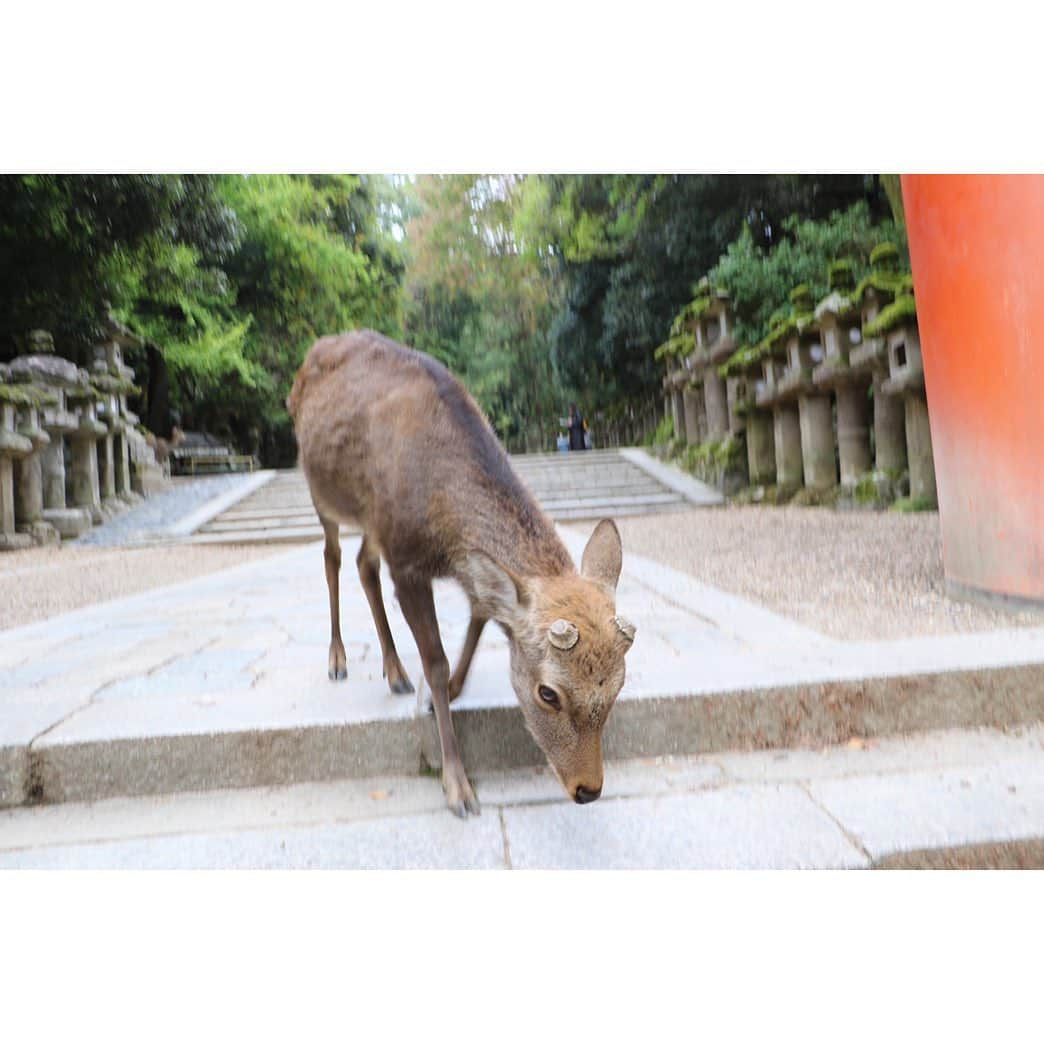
463;519;635;803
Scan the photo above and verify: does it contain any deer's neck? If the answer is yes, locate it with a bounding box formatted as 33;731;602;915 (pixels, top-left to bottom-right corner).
450;481;574;582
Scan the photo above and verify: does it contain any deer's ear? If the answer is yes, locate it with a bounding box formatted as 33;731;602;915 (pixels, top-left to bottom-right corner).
581;518;623;593
460;551;528;624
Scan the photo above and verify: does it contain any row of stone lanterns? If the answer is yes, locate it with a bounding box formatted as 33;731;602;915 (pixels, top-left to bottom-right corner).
0;324;163;551
660;245;937;508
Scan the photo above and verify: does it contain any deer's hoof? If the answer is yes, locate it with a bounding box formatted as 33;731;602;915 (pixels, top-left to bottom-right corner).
328;666;348;681
448;795;481;819
444;770;481;818
389;677;415;695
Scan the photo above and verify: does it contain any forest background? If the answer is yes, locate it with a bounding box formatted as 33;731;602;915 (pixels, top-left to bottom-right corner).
0;173;907;463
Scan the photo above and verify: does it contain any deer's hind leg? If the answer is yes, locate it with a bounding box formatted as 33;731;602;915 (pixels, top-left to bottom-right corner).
356;535;415;695
321;516;348;681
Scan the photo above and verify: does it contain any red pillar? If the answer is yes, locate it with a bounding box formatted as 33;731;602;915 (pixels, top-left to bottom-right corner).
902;175;1044;605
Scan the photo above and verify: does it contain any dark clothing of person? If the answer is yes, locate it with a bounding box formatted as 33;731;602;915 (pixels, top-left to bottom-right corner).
568;411;587;451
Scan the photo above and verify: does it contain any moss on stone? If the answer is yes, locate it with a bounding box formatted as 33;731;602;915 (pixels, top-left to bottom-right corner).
853;473;880;505
719;344;762;378
890;495;936;513
828;259;855;291
679;435;745;484
870;242;900;269
863;294;917;338
789;284;813;307
0;383;58;408
655;333;695;361
91;373;140;396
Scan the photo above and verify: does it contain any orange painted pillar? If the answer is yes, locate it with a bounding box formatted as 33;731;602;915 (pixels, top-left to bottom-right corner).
902;175;1044;606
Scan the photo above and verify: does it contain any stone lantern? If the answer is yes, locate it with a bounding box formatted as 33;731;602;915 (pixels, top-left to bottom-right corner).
90;317;145;511
811;261;873;488
7;345;94;539
688;280;734;440
657;320;702;446
721;345;776;486
66;385;108;525
847;244;909;482
754;305;805;489
0;369;35;551
871;291;936;506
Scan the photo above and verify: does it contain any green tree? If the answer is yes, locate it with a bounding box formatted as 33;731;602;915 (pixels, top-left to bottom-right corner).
707;201;909;348
533;174;889;414
401;175;561;450
0;174;236;361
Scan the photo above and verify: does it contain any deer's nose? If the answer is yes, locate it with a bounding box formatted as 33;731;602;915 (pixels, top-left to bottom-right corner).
574;784;602;804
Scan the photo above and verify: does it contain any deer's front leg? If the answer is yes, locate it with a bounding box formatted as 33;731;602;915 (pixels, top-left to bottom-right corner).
394;576;480;818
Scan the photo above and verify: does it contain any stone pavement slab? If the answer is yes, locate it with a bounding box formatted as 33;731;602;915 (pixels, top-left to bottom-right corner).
3;520;1044;809
808;758;1044;860
501;784;865;869
1;725;1040;869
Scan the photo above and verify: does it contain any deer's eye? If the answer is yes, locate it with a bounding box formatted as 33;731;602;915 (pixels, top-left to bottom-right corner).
537;685;561;709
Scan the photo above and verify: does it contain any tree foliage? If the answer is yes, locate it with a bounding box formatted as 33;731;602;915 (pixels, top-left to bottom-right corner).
1;173;405;464
402;175;561;450
707;200;909;348
2;172;903;462
521;174;889;416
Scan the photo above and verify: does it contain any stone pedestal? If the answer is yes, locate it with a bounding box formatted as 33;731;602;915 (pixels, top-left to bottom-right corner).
0;402;34;551
14;407;50;526
0;456;18;546
114;428;133;499
69;406;106;525
682;387;702;445
773;405;803;488
872;378;907;473
41;437;68;510
835;384;873;486
671;389;686;443
726;377;749;435
703;370;729;439
798;394;837;489
905;395;937;504
41;426;92;537
745;410;776;485
71;438;103;524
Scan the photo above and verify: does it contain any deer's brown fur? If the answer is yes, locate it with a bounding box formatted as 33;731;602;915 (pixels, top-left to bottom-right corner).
289;330;635;817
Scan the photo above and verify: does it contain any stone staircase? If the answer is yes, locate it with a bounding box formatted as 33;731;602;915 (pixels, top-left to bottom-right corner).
187;448;709;545
510;449;690;520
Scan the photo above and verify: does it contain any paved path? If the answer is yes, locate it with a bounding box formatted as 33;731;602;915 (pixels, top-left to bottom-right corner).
72;473;256;547
1;725;1040;868
184;448;720;546
3;523;1043;812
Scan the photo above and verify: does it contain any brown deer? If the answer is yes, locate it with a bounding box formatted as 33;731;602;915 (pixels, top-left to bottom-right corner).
288;330;636;818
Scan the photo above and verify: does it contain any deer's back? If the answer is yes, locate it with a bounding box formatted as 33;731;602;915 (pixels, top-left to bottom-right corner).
289;330;561;578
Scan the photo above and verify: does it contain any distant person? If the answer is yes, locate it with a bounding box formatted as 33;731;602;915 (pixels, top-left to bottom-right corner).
556;430;569;452
568;403;588;451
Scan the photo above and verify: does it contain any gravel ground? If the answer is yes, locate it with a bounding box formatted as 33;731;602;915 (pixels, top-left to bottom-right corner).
0;544;285;631
569;507;1044;641
1;472;283;631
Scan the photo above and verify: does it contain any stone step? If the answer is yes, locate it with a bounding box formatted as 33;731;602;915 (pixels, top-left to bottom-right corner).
177;448;718;545
4;527;1043;811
